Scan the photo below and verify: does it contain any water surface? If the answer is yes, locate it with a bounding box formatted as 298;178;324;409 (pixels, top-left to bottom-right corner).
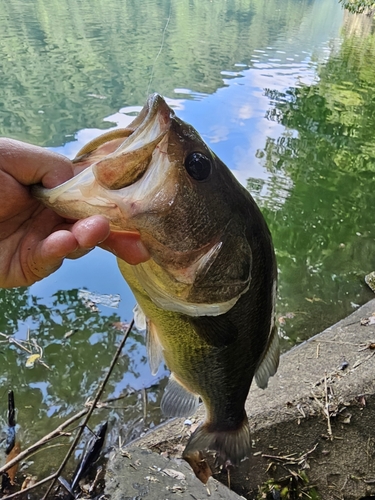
1;0;375;487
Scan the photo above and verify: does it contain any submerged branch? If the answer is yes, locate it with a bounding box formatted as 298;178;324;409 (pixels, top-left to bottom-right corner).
0;475;57;500
42;319;134;499
0;321;134;499
0;409;88;475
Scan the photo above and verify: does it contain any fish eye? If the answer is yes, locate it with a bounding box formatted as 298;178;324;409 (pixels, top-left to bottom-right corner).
184;152;212;181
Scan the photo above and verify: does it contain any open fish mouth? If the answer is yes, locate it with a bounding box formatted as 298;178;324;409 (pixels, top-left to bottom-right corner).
32;93;174;229
32;93;253;316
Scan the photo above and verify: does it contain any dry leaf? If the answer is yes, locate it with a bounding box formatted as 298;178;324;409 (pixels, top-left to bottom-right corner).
112;322;131;331
356;395;366;407
162;469;186;481
21;475;37;490
360;316;375;326
342;414;352;424
25;353;41;368
6;442;21;485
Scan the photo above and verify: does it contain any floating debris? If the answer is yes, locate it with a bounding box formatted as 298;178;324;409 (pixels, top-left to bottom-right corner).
58;421;108;498
73;422;107;490
0;330;50;370
78;289;121;309
25;353;41;368
21;475;37;490
112;321;131;332
64;328;79;339
278;312;295;325
6;442;21;485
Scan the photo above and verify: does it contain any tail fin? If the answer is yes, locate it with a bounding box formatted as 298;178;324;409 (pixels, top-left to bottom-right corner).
182;415;251;483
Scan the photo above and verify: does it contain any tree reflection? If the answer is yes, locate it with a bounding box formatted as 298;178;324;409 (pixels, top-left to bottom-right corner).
254;20;375;347
0;0;318;145
0;286;168;467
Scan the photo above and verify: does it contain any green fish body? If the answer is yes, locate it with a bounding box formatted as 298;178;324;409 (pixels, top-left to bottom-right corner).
32;94;279;480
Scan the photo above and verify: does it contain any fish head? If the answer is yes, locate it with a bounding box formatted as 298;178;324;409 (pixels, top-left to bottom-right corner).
33;94;252;316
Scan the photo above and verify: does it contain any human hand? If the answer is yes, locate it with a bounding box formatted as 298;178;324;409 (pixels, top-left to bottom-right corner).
0;138;149;288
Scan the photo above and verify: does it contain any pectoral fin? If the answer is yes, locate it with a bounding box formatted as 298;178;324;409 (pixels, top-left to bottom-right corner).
161;374;199;417
146;321;163;376
133;303;147;331
133;303;163;376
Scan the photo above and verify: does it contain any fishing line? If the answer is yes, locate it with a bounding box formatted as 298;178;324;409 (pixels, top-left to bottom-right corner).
146;1;172;96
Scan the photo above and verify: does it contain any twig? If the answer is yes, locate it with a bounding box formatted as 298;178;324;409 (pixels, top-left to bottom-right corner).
0;333;32;354
310;339;362;345
88;465;103;493
86;393;131;407
262;452;297;461
142;388;147;424
0;409;88;475
352;350;375;368
262;443;318;466
324;374;333;440
42;319;134;499
0;393;133;475
0;474;56;499
311;376;333;440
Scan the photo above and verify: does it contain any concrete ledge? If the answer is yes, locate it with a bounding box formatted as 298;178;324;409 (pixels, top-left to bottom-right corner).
106;299;375;500
105;447;244;499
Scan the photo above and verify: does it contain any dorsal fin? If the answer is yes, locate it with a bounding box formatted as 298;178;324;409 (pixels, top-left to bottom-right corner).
254;324;279;389
161;374;199;417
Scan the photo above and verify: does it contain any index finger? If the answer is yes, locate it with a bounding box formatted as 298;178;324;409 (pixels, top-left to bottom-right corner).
0;138;74;188
100;231;150;265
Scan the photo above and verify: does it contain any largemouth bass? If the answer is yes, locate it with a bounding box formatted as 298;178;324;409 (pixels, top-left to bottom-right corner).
33;94;279;481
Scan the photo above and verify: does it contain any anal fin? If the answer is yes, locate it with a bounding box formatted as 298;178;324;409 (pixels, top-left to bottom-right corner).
161;374;199;418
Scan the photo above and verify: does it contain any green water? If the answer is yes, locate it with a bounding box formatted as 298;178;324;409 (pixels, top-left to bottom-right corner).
1;0;375;491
